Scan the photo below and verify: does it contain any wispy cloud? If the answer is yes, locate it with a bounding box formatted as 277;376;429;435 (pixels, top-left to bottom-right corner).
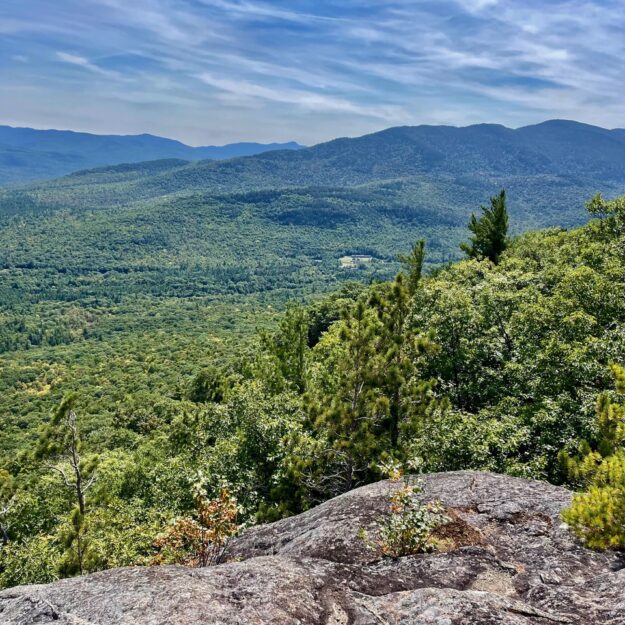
57;51;106;73
196;72;404;120
56;50;131;82
1;0;625;144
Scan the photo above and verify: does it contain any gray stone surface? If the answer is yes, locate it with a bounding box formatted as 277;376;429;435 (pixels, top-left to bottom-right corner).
1;471;624;624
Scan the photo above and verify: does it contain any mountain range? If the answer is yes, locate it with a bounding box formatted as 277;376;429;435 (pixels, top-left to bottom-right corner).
2;118;625;300
0;125;304;185
1;119;618;239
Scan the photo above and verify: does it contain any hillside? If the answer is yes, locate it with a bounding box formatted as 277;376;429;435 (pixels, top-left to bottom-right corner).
143;119;625;193
0;188;624;589
2;472;624;624
1;122;625;465
0;125;303;185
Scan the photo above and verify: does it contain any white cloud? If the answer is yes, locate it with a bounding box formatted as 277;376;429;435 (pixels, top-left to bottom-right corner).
455;0;500;11
56;51;134;83
57;51;98;69
4;0;625;143
196;72;405;121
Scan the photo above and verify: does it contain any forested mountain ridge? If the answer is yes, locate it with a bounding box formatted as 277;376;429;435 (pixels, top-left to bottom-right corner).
1;122;625;469
6;120;625;320
1;117;625;588
0;125;303;185
8;119;625;216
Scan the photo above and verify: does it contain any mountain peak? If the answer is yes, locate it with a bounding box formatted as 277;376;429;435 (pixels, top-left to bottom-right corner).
0;125;304;184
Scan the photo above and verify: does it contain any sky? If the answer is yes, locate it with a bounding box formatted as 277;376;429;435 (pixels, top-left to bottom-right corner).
1;0;624;145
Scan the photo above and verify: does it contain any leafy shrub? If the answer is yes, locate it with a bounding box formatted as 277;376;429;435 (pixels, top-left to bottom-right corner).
0;534;60;587
153;486;239;567
359;479;448;558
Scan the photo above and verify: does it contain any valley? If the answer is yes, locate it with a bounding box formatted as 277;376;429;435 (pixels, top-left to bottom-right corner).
1;119;625;588
4;122;625;460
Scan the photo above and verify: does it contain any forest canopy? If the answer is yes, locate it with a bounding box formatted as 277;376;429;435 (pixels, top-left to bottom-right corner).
0;190;624;587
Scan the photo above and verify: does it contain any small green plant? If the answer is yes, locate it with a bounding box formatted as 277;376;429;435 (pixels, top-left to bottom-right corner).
359;470;448;558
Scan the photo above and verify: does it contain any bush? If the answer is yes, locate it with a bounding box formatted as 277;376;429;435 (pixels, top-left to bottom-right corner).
0;534;60;587
359;479;448;558
153;486;239;567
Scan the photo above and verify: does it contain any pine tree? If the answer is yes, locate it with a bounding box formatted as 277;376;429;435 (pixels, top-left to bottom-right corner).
561;364;625;550
370;275;438;452
305;300;385;496
35;396;98;575
262;305;309;394
300;282;442;499
460;189;509;264
398;240;425;296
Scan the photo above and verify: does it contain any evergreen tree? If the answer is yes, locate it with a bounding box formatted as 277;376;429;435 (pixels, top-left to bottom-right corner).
300;283;442;499
305;301;385;496
261;306;309;394
369;275;439;452
460;189;509;264
561;364;625;549
398;240;426;296
35;396;98;575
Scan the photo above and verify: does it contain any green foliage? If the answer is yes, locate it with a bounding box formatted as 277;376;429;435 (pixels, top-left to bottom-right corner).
291;278;443;500
33;399;99;575
460;189;509;263
0;534;60;587
409;210;625;479
586;193;625;236
2;187;625;587
359;480;448;558
187;366;228;404
398;239;426;295
300;301;385;496
370;275;442;451
306;282;364;347
561;365;625;550
260;306;309;394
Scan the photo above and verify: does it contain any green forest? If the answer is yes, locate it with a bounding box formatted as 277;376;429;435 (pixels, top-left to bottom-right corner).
1;188;624;586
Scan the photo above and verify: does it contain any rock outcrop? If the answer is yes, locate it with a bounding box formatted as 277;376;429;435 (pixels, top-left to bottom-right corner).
1;471;624;624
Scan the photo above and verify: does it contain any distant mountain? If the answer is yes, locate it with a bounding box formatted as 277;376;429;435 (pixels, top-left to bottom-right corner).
0;125;304;185
18;119;625;210
2;118;625;370
173;118;625;191
4;119;625;233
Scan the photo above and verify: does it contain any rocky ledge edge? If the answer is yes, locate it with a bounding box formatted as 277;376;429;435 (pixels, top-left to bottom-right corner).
1;471;624;624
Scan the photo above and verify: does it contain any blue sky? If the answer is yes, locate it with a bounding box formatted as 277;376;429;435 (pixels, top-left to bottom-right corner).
1;0;624;145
